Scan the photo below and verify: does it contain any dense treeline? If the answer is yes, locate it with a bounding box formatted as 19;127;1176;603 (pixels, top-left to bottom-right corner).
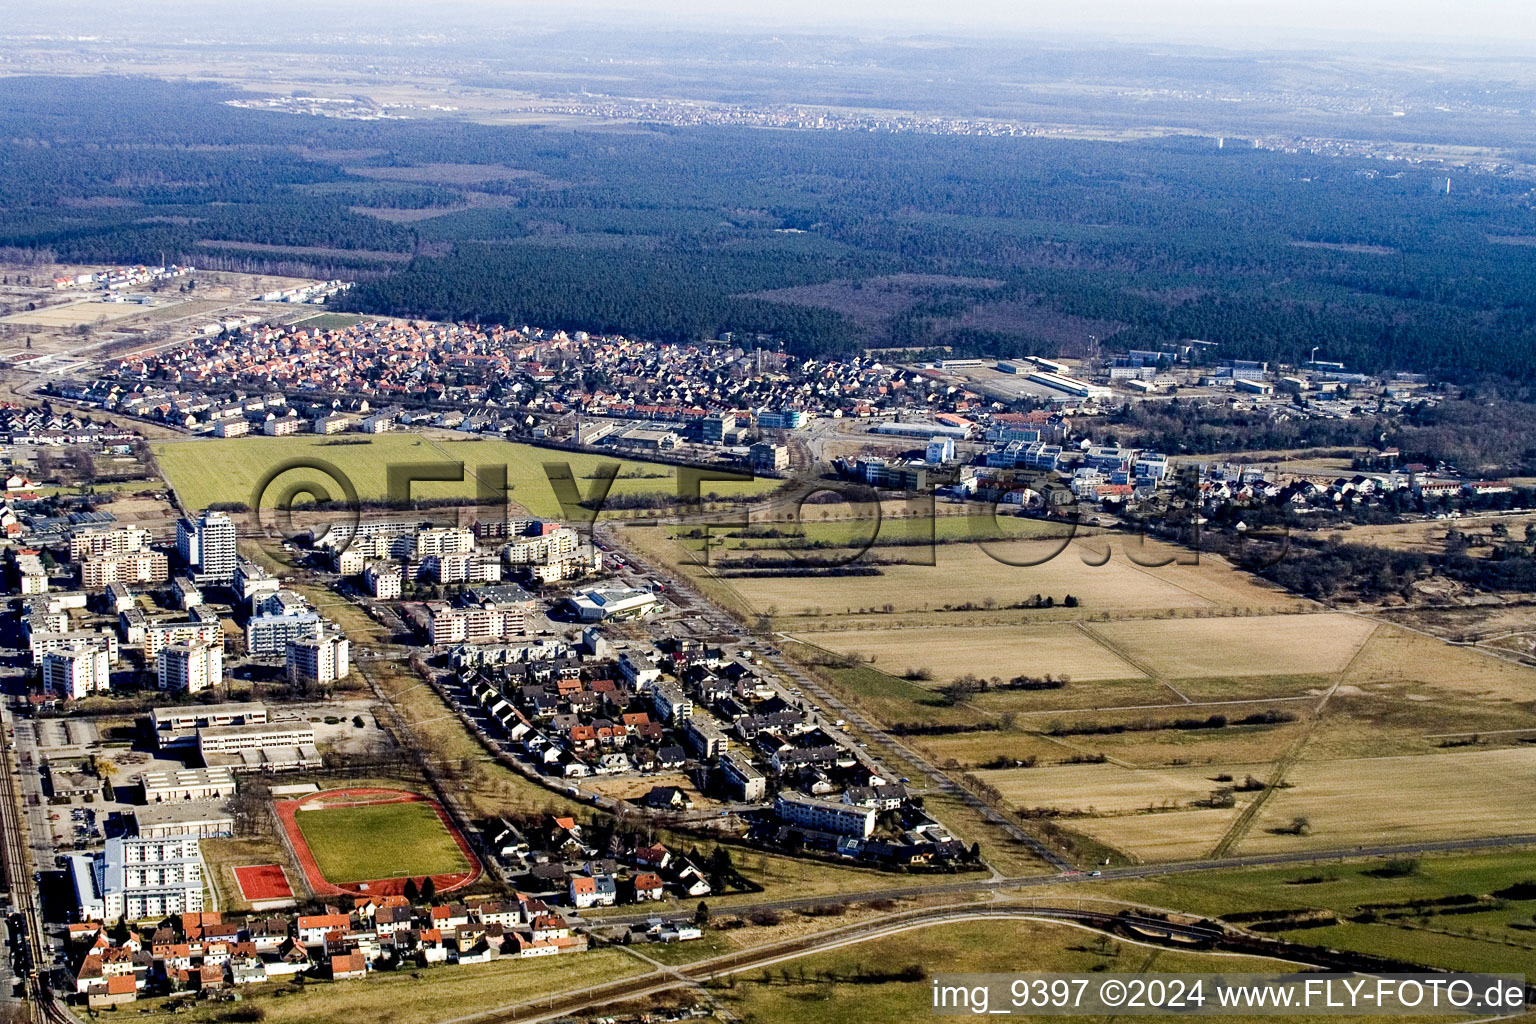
4;76;1536;378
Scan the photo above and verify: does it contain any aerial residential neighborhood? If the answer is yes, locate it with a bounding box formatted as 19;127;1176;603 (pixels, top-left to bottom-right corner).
0;8;1534;1024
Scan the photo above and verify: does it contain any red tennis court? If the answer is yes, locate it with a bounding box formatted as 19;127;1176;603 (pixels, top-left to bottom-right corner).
234;863;294;902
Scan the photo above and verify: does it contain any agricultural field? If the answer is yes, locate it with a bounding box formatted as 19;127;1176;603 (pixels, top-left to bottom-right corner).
628;515;1536;868
1242;747;1536;853
800;623;1144;684
1086;614;1377;679
713;538;1302;619
0;298;154;326
683;506;1081;556
292;311;372;330
153;432;778;516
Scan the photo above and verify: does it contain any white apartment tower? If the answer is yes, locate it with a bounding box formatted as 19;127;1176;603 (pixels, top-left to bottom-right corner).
286;633;350;687
177;510;237;584
157;642;223;694
43;646;112;700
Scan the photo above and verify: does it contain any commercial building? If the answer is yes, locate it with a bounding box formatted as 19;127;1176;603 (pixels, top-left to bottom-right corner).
700;411;737;444
774;792;877;839
176;510;236;584
139;766;237;803
157;642;223;694
43;646;112;700
1026;370;1112;401
131;803;235;840
286;633;350;687
564;585;662;622
749;442;789;473
68;837;205;922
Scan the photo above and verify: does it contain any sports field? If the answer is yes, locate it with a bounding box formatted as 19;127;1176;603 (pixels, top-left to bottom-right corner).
233;863;293;902
153;432;778;516
278;788;479;895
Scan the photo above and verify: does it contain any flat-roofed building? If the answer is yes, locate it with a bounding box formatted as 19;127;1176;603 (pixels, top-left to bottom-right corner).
719;751;766;802
286;633;350;687
157;642;222;694
233;559;280;602
176;510;235;585
118;607;148;644
363;562;402;599
81;550;168;588
30;629;118;666
144;620;222;660
43;646;112;700
132;802;234;840
139;766;237;803
197;721;319;772
69;836;204;922
69;525;152;562
413;527;474;557
564;585;661;622
428;605;524;645
683;715;729;758
246;611;322;657
151;702;269;749
333;545;366;576
172;576;203;610
774;792;876;839
103;583;135;614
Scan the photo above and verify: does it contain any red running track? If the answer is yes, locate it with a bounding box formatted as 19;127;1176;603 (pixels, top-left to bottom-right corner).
273;787;482;898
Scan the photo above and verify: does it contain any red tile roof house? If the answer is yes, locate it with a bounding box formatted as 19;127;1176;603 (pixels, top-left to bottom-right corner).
632;872;665;901
330;952;368;981
87;974;140;1008
297;913;352;946
569;875;600;909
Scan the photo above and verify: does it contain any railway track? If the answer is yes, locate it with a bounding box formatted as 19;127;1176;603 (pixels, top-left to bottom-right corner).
0;707;66;1024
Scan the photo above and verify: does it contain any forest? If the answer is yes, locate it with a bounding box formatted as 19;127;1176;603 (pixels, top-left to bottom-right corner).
4;76;1536;378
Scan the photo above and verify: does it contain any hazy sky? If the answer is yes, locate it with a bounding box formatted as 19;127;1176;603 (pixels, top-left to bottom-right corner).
556;0;1536;45
13;0;1536;48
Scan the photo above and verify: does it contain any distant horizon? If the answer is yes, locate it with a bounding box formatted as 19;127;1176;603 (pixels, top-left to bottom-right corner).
6;0;1535;52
